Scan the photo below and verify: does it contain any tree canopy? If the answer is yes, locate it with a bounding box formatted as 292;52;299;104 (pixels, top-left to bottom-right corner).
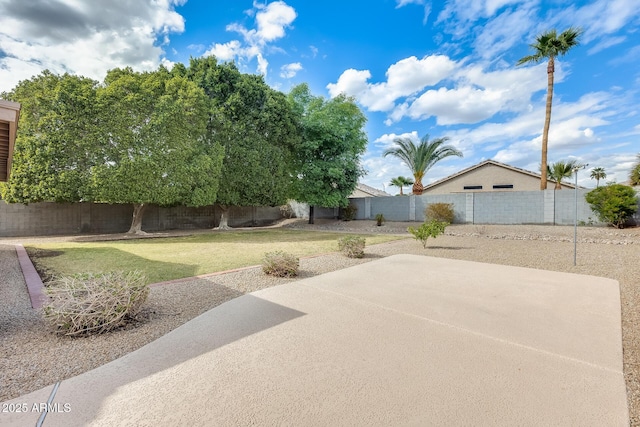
546;159;581;190
389;176;413;195
179;57;299;227
3;67;224;234
93;67;224;233
287;83;368;222
3;61;371;231
589;167;606;188
383;134;462;195
2;71;100;203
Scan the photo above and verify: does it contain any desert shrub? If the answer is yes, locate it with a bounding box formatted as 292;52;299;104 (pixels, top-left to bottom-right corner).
407;220;448;248
338;235;366;258
375;213;385;226
425;203;455;223
262;251;299;277
342;204;358;221
585;184;638;228
43;271;149;336
279;203;294;218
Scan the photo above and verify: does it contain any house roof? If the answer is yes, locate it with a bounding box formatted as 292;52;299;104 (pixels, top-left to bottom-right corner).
354;182;390;197
422;159;581;190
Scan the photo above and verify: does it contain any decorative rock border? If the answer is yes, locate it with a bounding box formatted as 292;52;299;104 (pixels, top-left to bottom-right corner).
14;244;47;309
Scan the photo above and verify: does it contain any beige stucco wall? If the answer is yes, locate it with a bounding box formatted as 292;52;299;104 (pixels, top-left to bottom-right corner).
350;188;374;197
423;163;573;194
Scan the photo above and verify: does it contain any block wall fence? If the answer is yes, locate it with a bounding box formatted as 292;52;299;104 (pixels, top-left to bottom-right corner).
0;202;282;237
349;189;640;225
1;189;638;237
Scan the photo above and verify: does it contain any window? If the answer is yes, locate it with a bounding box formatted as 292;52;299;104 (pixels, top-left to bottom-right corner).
492;184;514;189
463;185;482;190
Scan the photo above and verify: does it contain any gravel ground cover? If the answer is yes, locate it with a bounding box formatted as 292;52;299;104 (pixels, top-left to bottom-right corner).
1;220;639;423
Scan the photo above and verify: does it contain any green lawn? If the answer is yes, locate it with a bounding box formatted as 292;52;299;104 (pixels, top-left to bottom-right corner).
26;229;405;284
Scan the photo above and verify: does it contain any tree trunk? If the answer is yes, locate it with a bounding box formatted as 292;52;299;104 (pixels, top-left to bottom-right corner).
216;205;232;230
399;186;404;196
540;56;555;190
412;180;424;196
555;180;562;190
127;203;148;235
308;205;315;224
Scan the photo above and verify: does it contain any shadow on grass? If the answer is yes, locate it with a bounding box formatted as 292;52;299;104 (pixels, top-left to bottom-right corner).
85;229;390;246
27;247;199;285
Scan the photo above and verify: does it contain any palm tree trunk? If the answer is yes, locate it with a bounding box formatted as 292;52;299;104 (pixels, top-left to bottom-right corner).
399;186;404;196
540;56;555;190
412;180;424;195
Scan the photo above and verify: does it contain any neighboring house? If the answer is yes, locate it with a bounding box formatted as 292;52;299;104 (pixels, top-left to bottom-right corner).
0;100;21;182
350;182;390;198
422;159;578;195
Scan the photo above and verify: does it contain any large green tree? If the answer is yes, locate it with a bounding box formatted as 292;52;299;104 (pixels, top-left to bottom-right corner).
383;134;462;195
93;67;224;234
3;68;224;234
517;27;582;190
2;71;100;203
288;83;368;224
546;160;581;190
180;57;299;228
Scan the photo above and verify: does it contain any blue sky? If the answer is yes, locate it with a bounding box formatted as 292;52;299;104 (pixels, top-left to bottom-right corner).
1;0;639;193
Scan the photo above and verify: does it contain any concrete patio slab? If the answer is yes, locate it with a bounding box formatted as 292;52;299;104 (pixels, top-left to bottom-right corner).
0;255;627;426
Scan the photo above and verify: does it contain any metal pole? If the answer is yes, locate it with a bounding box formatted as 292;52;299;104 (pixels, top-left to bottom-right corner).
574;170;578;266
573;163;588;266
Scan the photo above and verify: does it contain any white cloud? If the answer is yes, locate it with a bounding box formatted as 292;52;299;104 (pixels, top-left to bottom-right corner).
436;0;530;35
327;55;457;112
570;0;640;43
374;131;420;150
205;40;242;61
204;1;297;77
280;62;302;78
467;92;612;167
335;56;551;125
0;0;186;92
396;0;424;7
255;1;297;42
472;5;535;59
587;36;626;55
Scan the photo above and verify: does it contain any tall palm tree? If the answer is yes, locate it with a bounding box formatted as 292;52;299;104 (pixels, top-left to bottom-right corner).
590;167;606;187
547;160;581;190
383;134;463;195
517;27;582;190
389;176;414;195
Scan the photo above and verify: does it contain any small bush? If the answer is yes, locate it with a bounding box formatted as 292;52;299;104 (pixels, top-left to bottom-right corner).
342;204;358;221
375;213;385;226
407;220;448;248
338;235;366;258
43;271;149;336
262;251;299;277
279;203;294;219
425;203;455;223
585;184;638;228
